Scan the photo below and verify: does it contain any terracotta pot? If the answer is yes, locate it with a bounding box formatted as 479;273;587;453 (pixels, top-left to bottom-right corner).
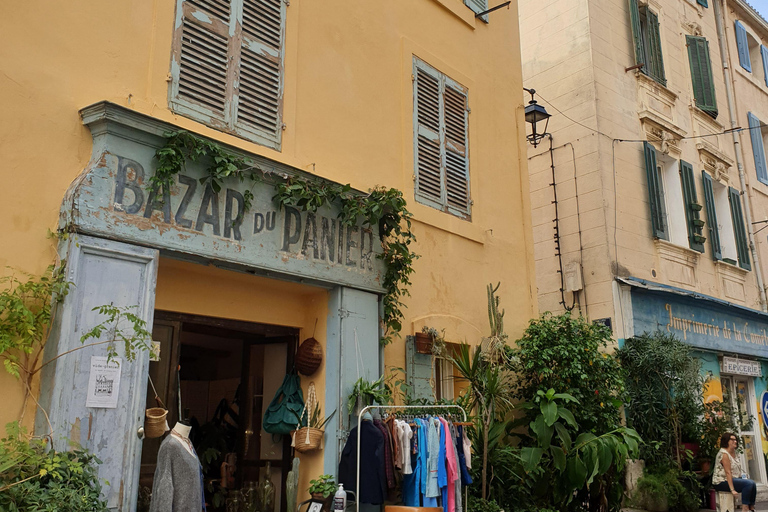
414;332;433;354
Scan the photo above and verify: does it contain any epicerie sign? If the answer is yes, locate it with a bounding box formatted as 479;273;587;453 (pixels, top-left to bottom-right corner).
720;356;762;377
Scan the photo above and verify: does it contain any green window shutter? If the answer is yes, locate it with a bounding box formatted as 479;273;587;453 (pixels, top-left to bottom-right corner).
628;0;644;67
748;112;768;185
761;45;768;86
687;36;718;117
735;21;752;72
680;161;705;252
464;0;488;22
644;142;667;239
645;10;666;86
701;171;722;260
728;186;751;270
697;0;708;8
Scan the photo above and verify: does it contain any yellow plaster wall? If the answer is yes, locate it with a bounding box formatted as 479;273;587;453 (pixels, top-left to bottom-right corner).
0;0;534;496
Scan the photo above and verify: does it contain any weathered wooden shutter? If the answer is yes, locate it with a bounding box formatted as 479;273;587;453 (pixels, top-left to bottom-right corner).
37;235;159;510
687;36;718;117
414;62;444;208
464;0;488;22
414;59;471;220
444;78;471;217
728;186;751;270
701;171;722;260
628;0;644;68
680;160;705;252
644;142;667;239
405;336;435;401
645;9;666;86
174;0;232;118
234;0;285;147
761;45;768;86
748;112;768;185
735;21;752;72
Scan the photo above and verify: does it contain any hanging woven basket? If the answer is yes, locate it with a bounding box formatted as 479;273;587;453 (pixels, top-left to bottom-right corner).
291;426;324;453
145;406;169;439
295;337;322;376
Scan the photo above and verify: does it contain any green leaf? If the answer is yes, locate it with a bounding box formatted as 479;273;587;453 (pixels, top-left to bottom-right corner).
542;400;558;426
574;432;597;449
551;445;566;471
596;440;613;474
530;415;554;448
565;455;587;488
554;422;572;452
520;447;544;472
558;406;578;428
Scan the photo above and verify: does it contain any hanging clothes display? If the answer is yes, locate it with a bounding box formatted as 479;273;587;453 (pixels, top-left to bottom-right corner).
339;411;472;512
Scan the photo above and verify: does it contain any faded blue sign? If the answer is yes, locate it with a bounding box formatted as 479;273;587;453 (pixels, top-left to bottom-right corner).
628;281;768;359
66;102;385;293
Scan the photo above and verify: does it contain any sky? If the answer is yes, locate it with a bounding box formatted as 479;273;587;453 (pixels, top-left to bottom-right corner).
748;0;768;20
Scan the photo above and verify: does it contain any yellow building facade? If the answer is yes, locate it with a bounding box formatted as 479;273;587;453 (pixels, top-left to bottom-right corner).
0;0;535;510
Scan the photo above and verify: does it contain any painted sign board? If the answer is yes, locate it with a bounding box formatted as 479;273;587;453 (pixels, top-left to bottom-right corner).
721;356;762;376
67;102;386;293
627;279;768;359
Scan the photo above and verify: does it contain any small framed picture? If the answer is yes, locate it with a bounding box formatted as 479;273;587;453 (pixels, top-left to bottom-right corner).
307;501;324;512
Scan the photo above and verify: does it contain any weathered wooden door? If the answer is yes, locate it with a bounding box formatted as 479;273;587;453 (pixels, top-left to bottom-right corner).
37;234;159;511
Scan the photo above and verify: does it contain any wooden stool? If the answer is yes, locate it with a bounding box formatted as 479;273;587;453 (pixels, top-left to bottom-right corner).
716;491;735;512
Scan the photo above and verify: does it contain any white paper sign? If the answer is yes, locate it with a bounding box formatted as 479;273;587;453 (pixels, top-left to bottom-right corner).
86;356;122;408
720;356;762;377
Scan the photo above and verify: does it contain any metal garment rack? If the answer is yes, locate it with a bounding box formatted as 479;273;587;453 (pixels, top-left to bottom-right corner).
355;404;469;512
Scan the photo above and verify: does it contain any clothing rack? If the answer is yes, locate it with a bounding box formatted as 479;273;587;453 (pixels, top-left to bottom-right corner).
355;404;469;512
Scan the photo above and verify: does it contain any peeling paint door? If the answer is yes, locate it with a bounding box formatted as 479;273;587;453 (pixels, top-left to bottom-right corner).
37;234;158;511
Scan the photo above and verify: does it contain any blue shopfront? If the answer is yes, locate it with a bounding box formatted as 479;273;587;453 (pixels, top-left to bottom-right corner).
618;277;768;488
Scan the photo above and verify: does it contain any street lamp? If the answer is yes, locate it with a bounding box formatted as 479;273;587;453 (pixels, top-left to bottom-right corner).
523;87;551;147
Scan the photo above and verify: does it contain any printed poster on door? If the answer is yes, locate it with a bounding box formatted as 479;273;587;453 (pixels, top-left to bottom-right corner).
86;356;122;408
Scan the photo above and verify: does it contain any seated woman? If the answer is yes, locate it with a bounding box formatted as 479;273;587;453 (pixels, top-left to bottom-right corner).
712;432;757;512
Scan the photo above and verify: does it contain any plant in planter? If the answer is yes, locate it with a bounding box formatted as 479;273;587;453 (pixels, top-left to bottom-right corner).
632;466;701;512
346;376;391;416
419;326;446;357
308;474;336;500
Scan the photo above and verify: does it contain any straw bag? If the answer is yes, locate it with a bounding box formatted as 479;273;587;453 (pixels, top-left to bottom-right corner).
291;382;323;453
145;376;169;439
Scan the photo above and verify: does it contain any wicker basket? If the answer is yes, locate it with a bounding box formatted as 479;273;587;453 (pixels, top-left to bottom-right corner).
145;407;169;439
292;427;324;453
295;337;322;376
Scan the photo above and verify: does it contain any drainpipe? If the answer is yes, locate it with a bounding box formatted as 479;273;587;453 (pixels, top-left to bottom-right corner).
714;0;768;311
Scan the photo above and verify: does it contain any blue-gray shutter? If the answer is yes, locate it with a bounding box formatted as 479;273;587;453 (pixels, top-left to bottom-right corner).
728;187;751;270
701;171;722;260
406;337;435;401
680;160;705;252
748;112;768;185
444;78;471;218
762;45;768;86
697;0;708;8
736;21;752;72
464;0;488;22
37;235;159;510
414;61;444;209
644;142;667;239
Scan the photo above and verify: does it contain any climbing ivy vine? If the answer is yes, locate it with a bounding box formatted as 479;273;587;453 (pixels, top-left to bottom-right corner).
151;131;418;346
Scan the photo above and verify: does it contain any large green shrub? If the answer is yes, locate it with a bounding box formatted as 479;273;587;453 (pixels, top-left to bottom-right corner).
511;312;626;433
633;466;701;512
617;332;705;467
0;422;107;511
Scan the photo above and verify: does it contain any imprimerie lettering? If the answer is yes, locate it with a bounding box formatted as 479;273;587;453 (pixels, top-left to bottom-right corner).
112;158;376;272
665;303;720;340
